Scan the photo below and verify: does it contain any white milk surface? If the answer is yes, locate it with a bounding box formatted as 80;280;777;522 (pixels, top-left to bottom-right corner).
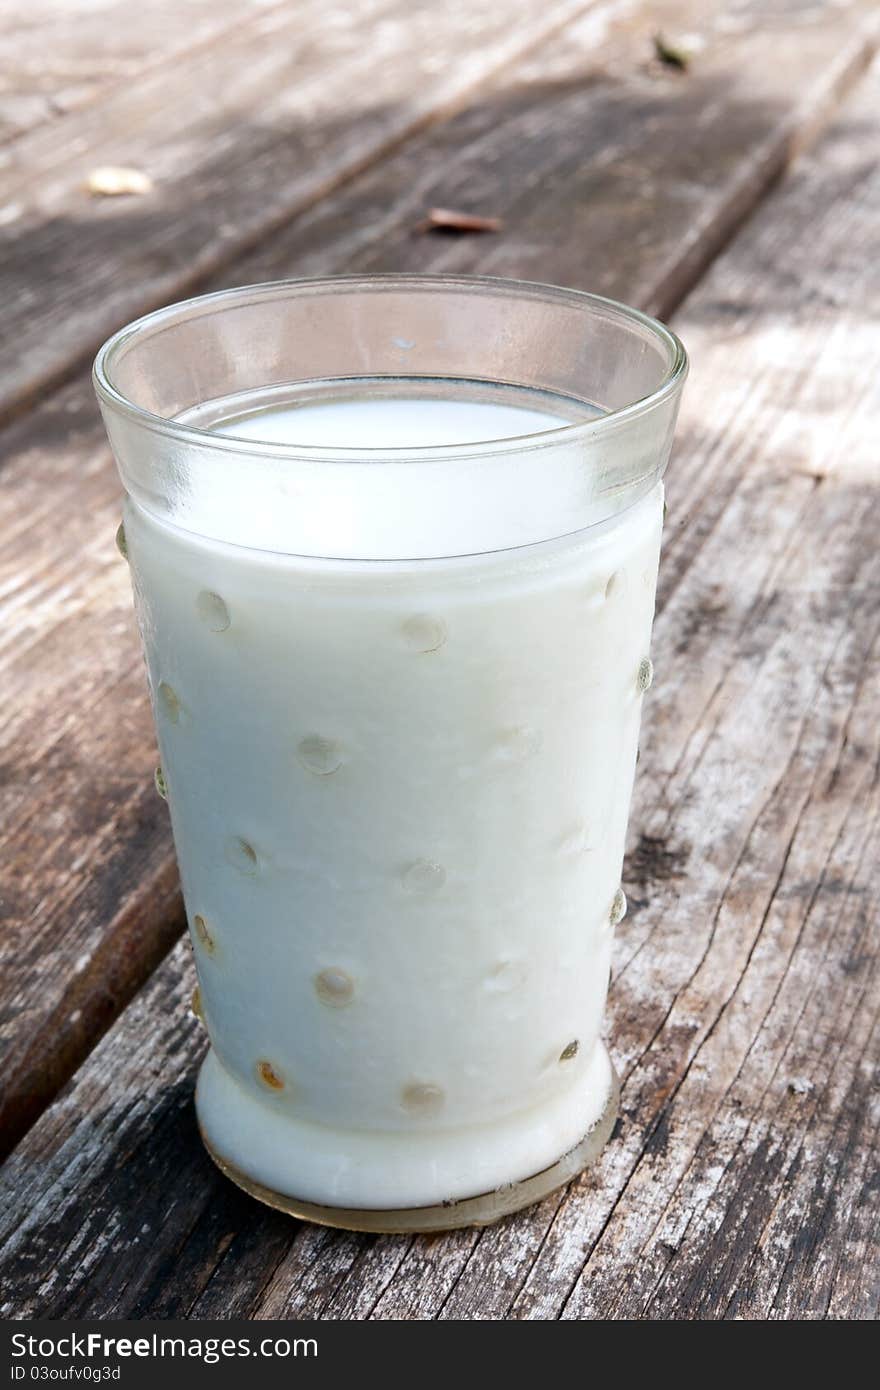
125;390;663;1210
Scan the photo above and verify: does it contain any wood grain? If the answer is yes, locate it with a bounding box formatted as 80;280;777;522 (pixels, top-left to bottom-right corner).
0;0;614;425
0;1;289;145
227;0;880;322
2;52;877;1319
2;0;878;1159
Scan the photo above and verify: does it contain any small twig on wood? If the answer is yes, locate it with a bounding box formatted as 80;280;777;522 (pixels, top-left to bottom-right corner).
653;33;691;71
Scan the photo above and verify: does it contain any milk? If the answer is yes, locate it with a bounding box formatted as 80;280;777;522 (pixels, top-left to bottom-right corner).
123;387;662;1214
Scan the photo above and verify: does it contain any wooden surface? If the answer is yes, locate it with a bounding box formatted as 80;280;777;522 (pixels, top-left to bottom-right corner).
0;1;288;144
2;0;879;424
1;0;878;1320
0;0;610;424
3;0;879;1168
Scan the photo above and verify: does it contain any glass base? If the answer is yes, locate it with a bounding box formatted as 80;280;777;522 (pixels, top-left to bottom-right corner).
199;1066;619;1234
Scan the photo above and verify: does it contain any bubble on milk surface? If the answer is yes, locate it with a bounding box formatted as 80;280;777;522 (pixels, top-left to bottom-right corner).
158;680;181;724
401;859;446;894
401;1081;445;1115
193;914;215;954
256;1059;285;1091
610;887;627;927
314;967;355;1007
401;613;447;653
637;657;654;693
225;837;259;875
196;590;231;632
297;735;344;776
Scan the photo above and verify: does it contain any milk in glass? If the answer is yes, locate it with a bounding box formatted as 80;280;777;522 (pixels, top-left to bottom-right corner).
122;386;662;1215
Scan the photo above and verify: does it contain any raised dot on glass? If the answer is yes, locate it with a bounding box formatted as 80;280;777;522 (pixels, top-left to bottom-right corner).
225;837;258;875
193;914;215;954
558;821;593;856
256;1059;284;1090
484;958;527;993
190;986;204;1023
314;967;355;1008
637;657;654;693
297;735;344;776
401;613;447;653
401;1081;444;1115
196;590;230;632
559;1039;579;1062
610;887;627;927
115;521;128;560
154;766;168;800
158;681;181;724
401;858;446;894
493;725;542;762
605;570;622;600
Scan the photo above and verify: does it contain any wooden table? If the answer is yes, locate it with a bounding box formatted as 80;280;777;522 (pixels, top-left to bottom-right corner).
1;0;878;1320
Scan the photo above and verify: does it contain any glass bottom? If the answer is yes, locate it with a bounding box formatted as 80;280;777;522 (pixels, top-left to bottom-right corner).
199;1066;619;1234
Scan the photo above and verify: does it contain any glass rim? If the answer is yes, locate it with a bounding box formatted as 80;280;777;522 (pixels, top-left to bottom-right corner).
92;273;688;463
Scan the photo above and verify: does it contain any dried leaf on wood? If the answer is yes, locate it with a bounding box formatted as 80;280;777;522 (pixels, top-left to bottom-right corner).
415;207;502;234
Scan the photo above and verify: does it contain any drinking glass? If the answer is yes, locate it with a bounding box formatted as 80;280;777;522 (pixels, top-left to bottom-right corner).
94;275;687;1231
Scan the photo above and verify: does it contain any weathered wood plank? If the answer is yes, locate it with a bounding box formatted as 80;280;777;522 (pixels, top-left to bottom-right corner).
0;1;285;145
2;52;878;1319
0;0;616;425
227;0;880;323
2;0;878;1159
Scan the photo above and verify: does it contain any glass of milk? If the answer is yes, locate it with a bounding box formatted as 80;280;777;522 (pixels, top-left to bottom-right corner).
94;276;687;1231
